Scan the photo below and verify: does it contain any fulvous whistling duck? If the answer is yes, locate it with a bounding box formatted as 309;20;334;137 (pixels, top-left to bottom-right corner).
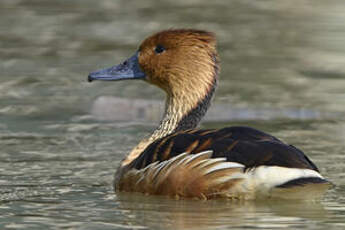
88;29;331;200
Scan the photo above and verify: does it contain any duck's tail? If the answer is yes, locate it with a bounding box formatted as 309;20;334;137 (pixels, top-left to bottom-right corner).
270;177;332;199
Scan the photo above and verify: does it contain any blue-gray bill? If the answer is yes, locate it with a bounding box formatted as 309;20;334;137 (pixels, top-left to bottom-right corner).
88;52;145;82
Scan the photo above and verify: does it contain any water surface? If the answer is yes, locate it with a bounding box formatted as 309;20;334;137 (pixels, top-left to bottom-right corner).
1;0;345;229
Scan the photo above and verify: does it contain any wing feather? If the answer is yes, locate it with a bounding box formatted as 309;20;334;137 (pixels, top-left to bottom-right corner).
131;126;319;172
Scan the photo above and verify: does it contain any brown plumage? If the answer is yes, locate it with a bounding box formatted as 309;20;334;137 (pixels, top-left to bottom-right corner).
88;29;331;200
118;151;245;199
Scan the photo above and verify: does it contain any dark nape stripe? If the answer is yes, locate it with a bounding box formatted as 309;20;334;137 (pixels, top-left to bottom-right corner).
175;53;219;131
276;177;329;188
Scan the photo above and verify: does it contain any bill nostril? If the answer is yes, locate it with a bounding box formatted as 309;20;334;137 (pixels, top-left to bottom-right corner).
87;74;93;82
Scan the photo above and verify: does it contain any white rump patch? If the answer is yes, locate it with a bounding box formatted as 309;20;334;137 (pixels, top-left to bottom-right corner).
245;166;324;191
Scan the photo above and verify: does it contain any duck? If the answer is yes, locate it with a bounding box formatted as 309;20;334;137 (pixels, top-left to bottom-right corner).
88;29;331;200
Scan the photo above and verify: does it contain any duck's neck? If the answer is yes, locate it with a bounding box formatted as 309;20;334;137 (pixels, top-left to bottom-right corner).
121;85;216;167
152;84;217;139
121;56;219;166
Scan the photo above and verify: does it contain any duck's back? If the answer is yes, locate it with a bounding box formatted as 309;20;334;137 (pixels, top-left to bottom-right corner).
115;126;330;199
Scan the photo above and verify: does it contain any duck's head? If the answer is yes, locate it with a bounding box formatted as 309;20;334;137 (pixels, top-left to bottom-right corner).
88;29;219;100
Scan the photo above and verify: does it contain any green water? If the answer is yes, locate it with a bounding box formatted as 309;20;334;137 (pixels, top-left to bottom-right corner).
1;0;345;229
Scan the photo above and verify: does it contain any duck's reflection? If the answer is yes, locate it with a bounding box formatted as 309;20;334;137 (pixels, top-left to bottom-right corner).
115;192;329;230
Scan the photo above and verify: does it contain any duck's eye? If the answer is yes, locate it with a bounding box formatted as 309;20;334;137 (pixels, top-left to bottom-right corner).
154;45;165;54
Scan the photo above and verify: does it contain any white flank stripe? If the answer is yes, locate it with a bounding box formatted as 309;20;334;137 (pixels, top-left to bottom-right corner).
204;162;244;174
211;172;246;185
194;158;226;169
181;150;213;166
